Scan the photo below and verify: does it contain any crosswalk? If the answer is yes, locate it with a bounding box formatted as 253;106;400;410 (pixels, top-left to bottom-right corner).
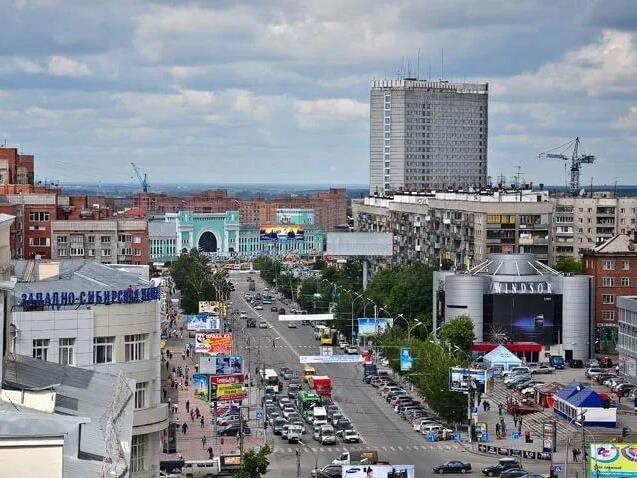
270;443;463;455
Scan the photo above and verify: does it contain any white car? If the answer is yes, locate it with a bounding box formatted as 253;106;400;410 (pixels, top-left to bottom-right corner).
413;419;440;432
346;345;358;355
240;311;248;318
340;429;360;443
282;405;296;419
339;341;348;350
585;367;604;378
288;322;297;328
258;321;268;329
255;305;263;310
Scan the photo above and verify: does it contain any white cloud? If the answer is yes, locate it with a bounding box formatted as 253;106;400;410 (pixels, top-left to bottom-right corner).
47;56;91;77
294;98;367;120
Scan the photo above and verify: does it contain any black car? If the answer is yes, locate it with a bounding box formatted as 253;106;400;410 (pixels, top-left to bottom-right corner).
246;318;257;328
569;359;584;368
433;461;472;474
482;460;520;477
217;424;251;436
316;465;342;478
499;470;528;478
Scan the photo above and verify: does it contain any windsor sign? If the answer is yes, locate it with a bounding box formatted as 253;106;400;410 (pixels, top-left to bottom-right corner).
19;286;160;308
492;281;552;294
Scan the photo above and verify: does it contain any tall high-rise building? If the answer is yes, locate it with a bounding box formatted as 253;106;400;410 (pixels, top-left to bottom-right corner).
369;79;488;195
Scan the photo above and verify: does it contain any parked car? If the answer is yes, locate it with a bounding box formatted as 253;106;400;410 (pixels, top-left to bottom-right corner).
482;458;521;477
599;356;614;368
499;470;528;478
531;365;554;375
585;367;604;378
502;367;531;377
217;424;251;436
569;359;584;368
596;373;618;384
613;383;635;395
433;461;472;474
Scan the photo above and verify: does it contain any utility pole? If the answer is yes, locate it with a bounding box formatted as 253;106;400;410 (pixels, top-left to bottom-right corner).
239;406;245;468
296;449;301;478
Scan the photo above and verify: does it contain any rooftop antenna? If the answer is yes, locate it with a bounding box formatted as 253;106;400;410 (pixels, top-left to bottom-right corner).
513;166;524;189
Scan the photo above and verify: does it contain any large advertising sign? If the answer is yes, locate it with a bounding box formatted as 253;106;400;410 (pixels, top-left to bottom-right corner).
195;333;232;354
186;313;220;331
342;465;415;478
19;286;160;308
215;382;246;402
300;355;364;364
590;443;637;478
260;225;305;242
210;374;245;402
358;317;394;336
198;355;243;375
483;294;562;345
279;313;334;322
193;373;210;402
199;301;226;315
449;368;487;394
400;348;414;372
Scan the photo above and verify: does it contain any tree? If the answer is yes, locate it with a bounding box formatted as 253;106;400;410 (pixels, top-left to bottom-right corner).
438;315;476;354
234;445;272;478
553;257;583;274
170;249;232;314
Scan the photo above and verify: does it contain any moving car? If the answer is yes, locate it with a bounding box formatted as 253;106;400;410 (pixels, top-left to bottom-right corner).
255;304;263;310
288;321;297;328
246;318;257;328
259;320;268;329
346;345;358;355
499;470;528;478
482;458;520;477
319;425;337;445
340;429;360;443
279;308;286;315
271;306;278;312
433;461;472;474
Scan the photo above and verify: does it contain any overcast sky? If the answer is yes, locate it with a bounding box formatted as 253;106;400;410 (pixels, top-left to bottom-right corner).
0;0;636;186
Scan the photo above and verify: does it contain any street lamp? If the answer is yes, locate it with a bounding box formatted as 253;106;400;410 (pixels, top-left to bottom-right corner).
408;320;423;341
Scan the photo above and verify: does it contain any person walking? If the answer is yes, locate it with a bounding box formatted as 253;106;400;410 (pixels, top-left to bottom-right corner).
498;403;504;415
186;400;190;413
207;446;214;460
182;422;188;434
201;434;207;450
483;401;488;412
495;422;501;438
518;416;523;432
162;387;167;400
200;416;205;428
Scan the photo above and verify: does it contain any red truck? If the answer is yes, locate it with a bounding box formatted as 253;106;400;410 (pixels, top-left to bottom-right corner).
309;376;332;397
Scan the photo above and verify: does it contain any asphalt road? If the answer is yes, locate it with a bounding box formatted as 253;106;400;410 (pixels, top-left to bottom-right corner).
228;271;547;477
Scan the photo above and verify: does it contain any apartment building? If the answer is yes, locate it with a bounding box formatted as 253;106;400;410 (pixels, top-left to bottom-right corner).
583;234;637;353
0;146;34;186
369;79;488;195
353;189;553;269
550;193;637;262
51;219;149;265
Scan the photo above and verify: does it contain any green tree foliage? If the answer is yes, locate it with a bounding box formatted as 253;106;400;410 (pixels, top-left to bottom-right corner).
553;257;583;274
438;315;476;354
234;445;272;478
170;249;232;314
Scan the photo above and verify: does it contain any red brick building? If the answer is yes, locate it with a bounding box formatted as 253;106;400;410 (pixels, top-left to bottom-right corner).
133;188;347;231
0;147;34;185
583;233;637;353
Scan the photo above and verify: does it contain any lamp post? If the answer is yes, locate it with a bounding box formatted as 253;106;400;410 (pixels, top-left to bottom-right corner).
408;320;423;341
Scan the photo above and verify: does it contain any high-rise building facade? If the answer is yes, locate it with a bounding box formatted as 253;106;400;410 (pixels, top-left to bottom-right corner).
370;79;488;195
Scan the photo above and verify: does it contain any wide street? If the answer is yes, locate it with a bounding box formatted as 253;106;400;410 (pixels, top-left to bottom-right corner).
228;271;549;477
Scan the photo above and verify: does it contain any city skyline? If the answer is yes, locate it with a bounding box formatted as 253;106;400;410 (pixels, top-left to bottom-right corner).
0;1;636;186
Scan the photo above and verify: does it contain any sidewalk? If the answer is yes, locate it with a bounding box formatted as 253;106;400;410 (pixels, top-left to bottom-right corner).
160;311;263;462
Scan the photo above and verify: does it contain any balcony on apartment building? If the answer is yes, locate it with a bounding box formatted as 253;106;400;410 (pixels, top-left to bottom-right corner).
597;207;616;216
133;402;169;435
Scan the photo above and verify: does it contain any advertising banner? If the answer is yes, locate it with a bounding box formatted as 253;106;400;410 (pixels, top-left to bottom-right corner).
279;313;334;322
260;224;305;242
216;382;246;402
590;443;637;478
210;356;243;375
400;347;414;372
186;313;220;331
358;317;394;336
342;465;415;478
300;355;364;364
195;333;232;354
198;301;226;315
449;368;487;394
193;373;210;402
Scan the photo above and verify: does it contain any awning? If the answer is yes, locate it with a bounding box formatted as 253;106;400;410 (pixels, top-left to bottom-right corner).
471;342;543;353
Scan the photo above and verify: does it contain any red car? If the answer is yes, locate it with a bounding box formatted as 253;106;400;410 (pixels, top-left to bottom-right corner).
271;306;278;312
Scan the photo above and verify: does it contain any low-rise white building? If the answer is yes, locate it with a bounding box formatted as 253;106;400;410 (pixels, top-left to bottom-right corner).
10;259;168;478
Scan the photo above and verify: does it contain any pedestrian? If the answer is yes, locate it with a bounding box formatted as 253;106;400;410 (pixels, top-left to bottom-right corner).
182;352;186;361
495;422;501;438
186;400;190;413
162;387;167;400
501;420;507;437
201;434;207;449
201;416;205;428
518;416;522;432
195;407;200;419
207;446;214;460
182;422;188;434
173;403;179;414
483;401;488;412
191;411;195;421
178;453;184;462
165;360;170;371
498;403;503;415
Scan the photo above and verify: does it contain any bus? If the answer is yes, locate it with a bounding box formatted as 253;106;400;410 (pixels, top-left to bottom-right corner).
320;327;335;346
260;368;279;392
297;390;322;420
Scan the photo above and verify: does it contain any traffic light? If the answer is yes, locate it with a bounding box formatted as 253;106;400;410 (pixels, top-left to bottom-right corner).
623;427;629;438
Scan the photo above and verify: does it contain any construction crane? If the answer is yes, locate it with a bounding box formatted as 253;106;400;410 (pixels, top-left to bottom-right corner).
130;162;149;192
538;137;596;195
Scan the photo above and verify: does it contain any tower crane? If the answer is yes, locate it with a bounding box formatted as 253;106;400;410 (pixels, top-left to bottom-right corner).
130;162;149;193
538;137;596;195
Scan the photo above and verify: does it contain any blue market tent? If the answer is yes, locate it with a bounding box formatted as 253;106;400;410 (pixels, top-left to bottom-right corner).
553;381;616;427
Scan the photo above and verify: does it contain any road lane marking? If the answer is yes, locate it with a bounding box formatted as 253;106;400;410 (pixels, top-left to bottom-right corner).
398;446;403;451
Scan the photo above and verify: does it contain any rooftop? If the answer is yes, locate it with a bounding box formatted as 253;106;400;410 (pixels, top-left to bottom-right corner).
371;78;488;94
588;234;637;254
466;253;561;277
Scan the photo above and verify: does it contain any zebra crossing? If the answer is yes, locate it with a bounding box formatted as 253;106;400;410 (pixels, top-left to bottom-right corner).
270;443;463;455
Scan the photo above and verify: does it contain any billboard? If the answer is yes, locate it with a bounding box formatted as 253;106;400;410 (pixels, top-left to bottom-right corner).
358;317;394;336
400;348;414;372
210;374;245;401
342;465;415;478
195;333;232;354
186;313;220;331
449;368;487;394
199;355;243;375
279;313;334;322
327;232;393;257
260;225;305;242
300;355;364;364
590;443;637;478
193;373;210;402
483;294;562;345
199;301;226;315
